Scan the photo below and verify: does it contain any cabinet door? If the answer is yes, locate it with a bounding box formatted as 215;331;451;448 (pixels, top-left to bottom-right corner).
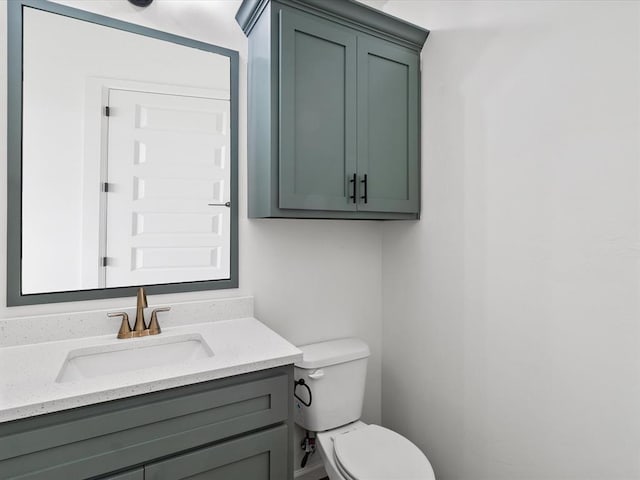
357;36;420;213
144;424;288;480
279;9;357;211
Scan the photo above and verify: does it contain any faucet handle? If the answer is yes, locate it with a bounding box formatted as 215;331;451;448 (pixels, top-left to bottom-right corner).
108;312;133;339
148;307;170;336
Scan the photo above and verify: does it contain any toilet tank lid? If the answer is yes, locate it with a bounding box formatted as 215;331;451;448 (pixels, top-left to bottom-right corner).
295;338;370;369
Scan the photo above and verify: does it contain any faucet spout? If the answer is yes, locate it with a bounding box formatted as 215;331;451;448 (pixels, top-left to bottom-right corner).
133;287;148;336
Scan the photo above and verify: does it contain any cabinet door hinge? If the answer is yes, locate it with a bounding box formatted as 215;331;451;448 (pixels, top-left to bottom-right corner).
101;257;110;267
102;182;111;192
104;106;111;117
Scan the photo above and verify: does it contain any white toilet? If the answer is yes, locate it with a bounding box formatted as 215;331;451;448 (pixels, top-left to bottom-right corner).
294;338;436;480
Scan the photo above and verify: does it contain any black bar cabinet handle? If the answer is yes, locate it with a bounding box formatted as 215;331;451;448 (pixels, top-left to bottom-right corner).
360;174;368;204
349;173;357;204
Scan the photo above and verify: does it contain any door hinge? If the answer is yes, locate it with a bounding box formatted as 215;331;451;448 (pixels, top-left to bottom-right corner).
102;182;111;192
104;106;111;117
101;256;110;267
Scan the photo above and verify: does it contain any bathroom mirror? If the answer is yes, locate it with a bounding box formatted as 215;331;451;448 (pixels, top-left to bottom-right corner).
7;0;239;306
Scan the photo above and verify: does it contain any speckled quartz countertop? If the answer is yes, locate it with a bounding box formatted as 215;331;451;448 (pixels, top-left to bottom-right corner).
0;316;302;423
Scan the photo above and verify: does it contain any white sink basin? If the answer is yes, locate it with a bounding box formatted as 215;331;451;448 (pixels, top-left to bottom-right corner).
56;333;213;383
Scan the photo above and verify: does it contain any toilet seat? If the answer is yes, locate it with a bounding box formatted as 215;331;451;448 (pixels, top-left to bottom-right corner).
332;424;435;480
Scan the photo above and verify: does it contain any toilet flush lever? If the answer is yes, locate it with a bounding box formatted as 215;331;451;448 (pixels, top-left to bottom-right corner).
308;369;324;379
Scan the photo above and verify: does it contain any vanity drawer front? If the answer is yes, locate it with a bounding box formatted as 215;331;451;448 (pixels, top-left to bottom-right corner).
145;424;287;480
0;368;291;480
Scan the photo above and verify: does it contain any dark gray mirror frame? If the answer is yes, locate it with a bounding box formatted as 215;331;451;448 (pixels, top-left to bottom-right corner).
7;0;239;306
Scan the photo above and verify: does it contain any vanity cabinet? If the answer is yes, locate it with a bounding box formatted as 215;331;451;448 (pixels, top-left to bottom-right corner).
0;367;293;480
236;0;429;219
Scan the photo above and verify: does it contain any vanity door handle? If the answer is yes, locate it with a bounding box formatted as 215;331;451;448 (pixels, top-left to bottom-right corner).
349;173;357;204
208;201;231;207
360;174;368;204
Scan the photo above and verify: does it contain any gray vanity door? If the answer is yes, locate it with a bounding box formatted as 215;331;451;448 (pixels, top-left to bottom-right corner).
278;8;358;211
356;35;420;214
103;469;143;480
145;424;287;480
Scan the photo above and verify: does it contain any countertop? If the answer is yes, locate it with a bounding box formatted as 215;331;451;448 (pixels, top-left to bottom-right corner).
0;317;302;423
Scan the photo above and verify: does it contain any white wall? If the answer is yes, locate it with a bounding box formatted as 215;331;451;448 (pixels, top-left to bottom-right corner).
0;0;382;469
379;1;640;479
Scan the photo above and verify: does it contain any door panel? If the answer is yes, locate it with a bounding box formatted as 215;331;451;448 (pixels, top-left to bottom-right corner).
357;36;420;213
105;89;230;287
279;9;357;211
145;424;287;480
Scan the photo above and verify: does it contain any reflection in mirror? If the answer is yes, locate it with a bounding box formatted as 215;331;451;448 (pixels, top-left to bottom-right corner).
8;0;238;305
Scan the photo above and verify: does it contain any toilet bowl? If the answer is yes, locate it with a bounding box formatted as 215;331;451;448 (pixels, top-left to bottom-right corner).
294;338;436;480
316;421;435;480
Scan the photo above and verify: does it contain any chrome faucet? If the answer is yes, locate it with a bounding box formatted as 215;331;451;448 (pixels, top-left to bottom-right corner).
108;287;171;339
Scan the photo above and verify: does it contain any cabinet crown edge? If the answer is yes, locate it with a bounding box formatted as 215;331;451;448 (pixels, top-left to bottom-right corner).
236;0;429;50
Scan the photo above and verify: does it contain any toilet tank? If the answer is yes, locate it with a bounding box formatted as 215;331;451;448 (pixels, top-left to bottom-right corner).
294;338;370;432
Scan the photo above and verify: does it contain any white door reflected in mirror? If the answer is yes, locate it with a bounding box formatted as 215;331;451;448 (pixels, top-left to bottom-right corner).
104;89;231;288
20;7;232;295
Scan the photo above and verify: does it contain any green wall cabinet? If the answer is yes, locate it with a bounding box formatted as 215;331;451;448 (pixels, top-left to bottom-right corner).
0;367;293;480
237;0;429;219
